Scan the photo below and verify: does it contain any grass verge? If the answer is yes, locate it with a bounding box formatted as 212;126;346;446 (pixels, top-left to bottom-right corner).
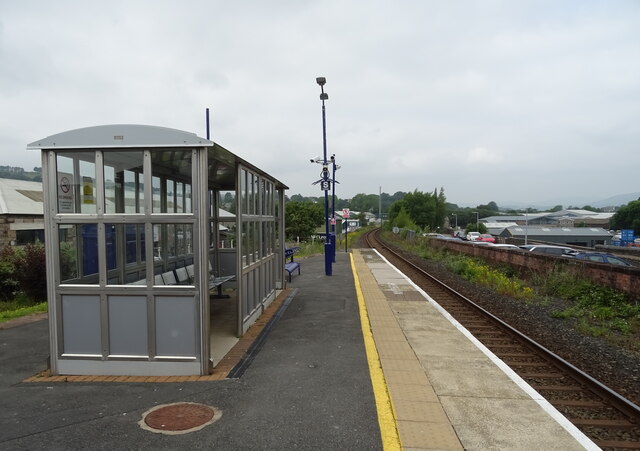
382;230;640;352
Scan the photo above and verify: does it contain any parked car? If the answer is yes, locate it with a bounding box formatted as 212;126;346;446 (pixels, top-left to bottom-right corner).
568;252;633;267
476;234;496;243
466;231;481;241
488;243;520;250
519;245;575;256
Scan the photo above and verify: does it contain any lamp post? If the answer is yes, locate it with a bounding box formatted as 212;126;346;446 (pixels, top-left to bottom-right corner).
452;213;457;230
473;211;479;231
316;76;332;276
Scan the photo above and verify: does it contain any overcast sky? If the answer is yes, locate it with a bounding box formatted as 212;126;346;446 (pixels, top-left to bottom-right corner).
1;0;639;207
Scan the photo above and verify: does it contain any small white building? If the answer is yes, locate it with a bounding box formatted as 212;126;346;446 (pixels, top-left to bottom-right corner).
0;178;45;247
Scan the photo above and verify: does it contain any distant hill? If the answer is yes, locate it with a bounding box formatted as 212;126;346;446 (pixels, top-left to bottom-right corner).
496;192;639;211
590;192;640;208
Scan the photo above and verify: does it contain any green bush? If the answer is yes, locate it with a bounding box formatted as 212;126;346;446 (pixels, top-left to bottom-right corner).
12;242;47;303
0;246;19;301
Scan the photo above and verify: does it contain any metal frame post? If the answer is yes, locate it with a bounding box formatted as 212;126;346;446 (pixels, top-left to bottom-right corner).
317;77;332;276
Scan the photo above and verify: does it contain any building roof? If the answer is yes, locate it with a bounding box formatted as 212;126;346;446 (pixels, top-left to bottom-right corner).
502;226;612;238
483;210;614;223
484;222;518;235
27;124;213;149
27;124;288;191
0;178;44;215
481;214;547;222
547;209;614;220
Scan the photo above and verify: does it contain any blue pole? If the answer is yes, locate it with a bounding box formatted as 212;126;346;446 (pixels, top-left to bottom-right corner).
331;157;336;262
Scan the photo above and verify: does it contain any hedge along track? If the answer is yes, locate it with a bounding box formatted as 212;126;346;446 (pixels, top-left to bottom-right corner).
364;228;640;450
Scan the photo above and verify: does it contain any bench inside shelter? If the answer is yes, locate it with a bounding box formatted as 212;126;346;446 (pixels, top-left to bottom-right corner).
129;262;235;299
285;247;301;282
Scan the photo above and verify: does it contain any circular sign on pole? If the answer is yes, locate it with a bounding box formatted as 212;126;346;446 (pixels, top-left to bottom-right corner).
342;208;350;218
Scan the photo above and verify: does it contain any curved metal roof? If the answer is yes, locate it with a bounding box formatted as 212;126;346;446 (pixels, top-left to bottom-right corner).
27;124;214;149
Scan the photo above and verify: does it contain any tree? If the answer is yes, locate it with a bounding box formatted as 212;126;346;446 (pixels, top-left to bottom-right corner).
463;222;488;234
402;190;436;230
435;187;447;229
390;206;418;230
611;200;640;235
477;201;499;212
349;193;379;213
284;201;324;241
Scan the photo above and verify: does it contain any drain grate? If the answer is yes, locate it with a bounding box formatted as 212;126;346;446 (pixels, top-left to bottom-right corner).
140;402;221;435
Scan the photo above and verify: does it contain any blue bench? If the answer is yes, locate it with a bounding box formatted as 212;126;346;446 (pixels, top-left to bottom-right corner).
285;247;301;282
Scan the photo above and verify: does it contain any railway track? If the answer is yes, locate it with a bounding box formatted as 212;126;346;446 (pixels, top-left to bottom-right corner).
364;228;640;450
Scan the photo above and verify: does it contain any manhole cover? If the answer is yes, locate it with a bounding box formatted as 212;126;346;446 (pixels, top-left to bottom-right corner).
139;402;221;435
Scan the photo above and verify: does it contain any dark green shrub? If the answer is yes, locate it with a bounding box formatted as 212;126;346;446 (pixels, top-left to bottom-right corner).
13;242;47;303
0;246;19;301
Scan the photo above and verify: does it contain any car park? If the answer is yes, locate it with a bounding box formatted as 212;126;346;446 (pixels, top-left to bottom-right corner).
568;252;633;266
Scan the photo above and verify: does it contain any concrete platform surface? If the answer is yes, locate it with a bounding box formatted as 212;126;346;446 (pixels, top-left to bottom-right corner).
0;249;599;450
353;248;598;451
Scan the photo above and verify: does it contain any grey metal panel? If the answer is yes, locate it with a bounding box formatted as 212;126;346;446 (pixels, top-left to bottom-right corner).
219;251;236;278
108;295;148;356
56;359;200;376
155;296;197;357
27;124;214;150
61;295;101;355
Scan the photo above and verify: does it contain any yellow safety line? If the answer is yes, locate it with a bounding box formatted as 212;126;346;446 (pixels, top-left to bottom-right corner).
350;253;402;451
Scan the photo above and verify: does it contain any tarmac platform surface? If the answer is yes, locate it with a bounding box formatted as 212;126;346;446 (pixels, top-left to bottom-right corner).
0;249;598;450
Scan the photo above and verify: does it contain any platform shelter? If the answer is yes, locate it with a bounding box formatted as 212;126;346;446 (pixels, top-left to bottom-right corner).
27;124;287;376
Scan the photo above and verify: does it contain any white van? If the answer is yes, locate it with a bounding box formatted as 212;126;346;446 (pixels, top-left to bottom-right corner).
466;232;481;241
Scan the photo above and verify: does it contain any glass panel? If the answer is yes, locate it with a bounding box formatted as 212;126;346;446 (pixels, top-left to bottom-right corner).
80;159;97;213
261;222;267;258
166;180;175;212
241;169;248;215
176;182;184;213
151;150;192;213
102;224;147;285
152;176;162;213
58;224;99;285
184;183;192;213
250;173;256;215
219;190;236;215
152;223;194;274
103;151;144;214
56;152;97;214
242;221;248;267
219;220;236;249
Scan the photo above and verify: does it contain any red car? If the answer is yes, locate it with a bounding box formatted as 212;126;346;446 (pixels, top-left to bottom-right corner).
476;234;496;243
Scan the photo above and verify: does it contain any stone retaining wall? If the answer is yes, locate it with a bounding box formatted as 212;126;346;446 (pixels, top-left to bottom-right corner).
428;239;640;300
